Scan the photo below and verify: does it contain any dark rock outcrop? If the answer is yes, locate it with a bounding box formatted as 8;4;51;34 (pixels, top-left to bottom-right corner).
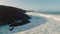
0;5;31;31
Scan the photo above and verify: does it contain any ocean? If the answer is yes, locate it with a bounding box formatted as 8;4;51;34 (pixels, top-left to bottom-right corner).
0;11;60;34
39;11;60;15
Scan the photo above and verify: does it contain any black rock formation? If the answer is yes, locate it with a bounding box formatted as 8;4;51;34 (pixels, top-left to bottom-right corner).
0;5;31;31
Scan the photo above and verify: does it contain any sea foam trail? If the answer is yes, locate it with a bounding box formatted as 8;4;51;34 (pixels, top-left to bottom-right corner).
15;12;60;34
38;13;60;21
27;12;60;21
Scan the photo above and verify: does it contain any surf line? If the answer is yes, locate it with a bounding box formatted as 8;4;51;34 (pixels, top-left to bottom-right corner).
37;13;60;21
26;12;60;21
